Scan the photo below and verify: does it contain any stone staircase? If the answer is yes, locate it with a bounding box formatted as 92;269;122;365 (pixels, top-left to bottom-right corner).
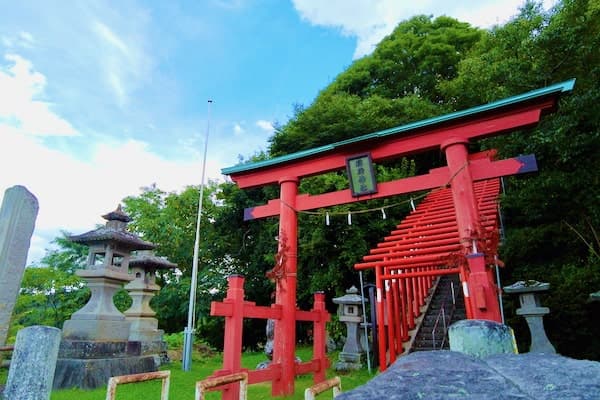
410;274;466;352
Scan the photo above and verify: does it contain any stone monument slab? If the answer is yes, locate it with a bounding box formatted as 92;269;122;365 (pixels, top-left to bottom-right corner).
3;325;61;400
0;185;39;346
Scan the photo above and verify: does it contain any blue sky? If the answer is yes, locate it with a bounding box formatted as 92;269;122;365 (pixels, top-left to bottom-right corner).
0;0;556;265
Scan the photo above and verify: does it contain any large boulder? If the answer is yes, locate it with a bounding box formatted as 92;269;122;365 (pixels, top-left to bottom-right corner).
337;351;600;399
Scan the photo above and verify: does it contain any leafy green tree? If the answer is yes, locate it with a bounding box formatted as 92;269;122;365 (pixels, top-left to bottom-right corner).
9;234;89;340
122;182;252;346
269;15;483;156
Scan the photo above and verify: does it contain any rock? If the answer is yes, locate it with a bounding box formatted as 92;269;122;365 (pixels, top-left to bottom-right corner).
449;319;516;358
336;351;600;399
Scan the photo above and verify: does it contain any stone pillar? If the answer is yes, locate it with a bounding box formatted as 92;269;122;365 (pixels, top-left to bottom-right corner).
334;286;366;371
4;326;61;400
448;319;517;358
504;280;556;354
124;251;176;361
0;185;39;347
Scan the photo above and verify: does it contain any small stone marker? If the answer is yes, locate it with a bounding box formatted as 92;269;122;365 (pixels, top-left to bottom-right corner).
3;326;61;400
0;185;39;347
448;319;517;358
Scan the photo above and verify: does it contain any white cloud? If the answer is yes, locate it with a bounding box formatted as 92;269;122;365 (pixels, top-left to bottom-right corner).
0;54;79;137
1;31;35;49
90;19;152;108
18;31;35;48
0;54;221;265
92;21;129;54
292;0;558;59
1;125;221;265
256;119;274;132
293;0;421;58
233;123;244;135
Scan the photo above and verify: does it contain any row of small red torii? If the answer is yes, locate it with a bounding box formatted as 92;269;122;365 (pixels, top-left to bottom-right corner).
207;80;574;398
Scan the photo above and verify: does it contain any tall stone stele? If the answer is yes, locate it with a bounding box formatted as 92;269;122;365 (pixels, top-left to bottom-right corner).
124;251;177;358
0;185;39;348
54;205;158;390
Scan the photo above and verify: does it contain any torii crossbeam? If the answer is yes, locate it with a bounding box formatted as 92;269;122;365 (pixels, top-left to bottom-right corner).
222;79;575;396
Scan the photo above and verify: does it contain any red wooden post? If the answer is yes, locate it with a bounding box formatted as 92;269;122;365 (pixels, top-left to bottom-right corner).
399;276;409;341
392;276;402;355
272;176;299;396
375;265;387;371
385;279;396;364
311;292;328;383
441;137;501;322
220;275;245;400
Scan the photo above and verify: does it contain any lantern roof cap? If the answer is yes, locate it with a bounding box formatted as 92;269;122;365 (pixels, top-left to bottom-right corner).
101;204;131;222
504;280;550;293
69;205;155;250
333;286;366;304
130;251;177;270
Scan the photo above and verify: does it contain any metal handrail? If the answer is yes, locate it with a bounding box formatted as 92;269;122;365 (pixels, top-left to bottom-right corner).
431;281;457;349
196;372;248;400
106;370;170;400
305;376;342;399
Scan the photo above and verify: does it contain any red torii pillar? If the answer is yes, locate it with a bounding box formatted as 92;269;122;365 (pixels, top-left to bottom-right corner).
442;138;501;321
273;176;299;395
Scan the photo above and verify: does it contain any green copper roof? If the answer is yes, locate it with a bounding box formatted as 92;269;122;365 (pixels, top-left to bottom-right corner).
222;79;575;176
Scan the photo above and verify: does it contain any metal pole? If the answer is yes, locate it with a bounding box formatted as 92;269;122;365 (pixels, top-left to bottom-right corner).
497;177;507;324
183;99;212;371
495;257;505;324
359;271;372;374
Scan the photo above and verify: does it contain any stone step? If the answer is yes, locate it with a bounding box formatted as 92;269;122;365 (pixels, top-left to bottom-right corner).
409;274;467;353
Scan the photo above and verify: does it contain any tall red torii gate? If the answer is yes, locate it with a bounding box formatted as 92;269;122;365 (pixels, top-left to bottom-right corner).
221;79;574;395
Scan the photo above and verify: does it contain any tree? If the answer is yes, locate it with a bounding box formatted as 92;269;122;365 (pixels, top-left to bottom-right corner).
9;234;89;341
269;15;483;156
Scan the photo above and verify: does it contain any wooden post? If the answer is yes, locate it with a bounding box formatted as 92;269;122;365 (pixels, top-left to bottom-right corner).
312;292;328;383
221;275;246;400
375;265;387;371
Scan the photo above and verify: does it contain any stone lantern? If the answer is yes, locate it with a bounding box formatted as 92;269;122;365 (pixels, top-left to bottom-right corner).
504;280;556;354
124;250;177;358
333;286;366;371
54;205;158;390
62;205;155;341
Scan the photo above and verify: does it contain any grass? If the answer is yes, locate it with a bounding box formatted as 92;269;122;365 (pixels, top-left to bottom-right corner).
1;347;375;399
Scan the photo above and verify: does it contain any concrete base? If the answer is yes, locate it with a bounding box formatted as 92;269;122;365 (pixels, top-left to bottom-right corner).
54;338;160;389
139;340;167;358
62;319;131;341
53;355;158;389
335;351;364;371
58;339;141;358
129;328;164;343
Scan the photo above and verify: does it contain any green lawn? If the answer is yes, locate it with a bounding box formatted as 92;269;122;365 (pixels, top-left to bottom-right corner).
2;347;375;399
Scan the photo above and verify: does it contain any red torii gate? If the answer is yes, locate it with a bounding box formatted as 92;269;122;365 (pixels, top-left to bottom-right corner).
221;79;574;396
